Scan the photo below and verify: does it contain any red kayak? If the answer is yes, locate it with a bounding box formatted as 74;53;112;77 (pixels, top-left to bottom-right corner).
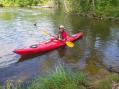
14;32;83;55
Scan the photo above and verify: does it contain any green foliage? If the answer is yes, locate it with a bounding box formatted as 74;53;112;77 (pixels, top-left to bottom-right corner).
96;74;119;89
110;74;119;82
57;0;119;17
1;0;119;17
28;66;88;89
95;0;119;17
3;80;23;89
96;79;112;89
0;0;48;7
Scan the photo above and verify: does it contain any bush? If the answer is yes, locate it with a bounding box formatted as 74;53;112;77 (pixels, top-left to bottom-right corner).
0;0;45;7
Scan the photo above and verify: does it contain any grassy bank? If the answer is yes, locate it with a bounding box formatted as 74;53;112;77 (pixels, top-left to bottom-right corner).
0;66;89;89
0;65;119;89
28;67;88;89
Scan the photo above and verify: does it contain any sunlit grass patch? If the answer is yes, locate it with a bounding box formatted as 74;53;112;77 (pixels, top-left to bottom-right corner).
28;66;89;89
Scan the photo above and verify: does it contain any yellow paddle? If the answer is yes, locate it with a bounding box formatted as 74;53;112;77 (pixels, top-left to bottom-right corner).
42;31;47;35
42;31;50;36
66;41;74;48
42;30;74;48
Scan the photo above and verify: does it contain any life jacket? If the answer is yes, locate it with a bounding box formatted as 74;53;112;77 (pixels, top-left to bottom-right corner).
60;31;67;41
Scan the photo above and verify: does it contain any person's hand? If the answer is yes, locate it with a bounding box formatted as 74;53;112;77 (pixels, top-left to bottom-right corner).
58;38;61;40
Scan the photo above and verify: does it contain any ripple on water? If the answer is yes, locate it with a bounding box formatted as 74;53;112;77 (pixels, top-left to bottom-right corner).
101;28;119;73
0;54;19;68
0;8;55;69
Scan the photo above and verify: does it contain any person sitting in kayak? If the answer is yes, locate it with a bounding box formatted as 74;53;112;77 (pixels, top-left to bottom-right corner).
50;25;68;41
57;25;68;41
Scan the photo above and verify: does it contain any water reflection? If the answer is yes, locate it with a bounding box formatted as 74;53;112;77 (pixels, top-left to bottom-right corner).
57;46;67;58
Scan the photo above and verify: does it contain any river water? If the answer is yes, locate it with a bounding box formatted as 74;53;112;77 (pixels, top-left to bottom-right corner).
0;8;119;84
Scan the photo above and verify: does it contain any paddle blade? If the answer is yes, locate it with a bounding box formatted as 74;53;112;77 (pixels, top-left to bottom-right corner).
42;31;48;35
66;41;74;48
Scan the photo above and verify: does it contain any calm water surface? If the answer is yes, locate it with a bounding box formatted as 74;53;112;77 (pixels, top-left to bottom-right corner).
0;8;119;84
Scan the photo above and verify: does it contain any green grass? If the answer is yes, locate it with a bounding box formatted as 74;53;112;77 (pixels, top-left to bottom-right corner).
0;87;1;89
96;74;119;89
2;80;22;89
28;66;88;89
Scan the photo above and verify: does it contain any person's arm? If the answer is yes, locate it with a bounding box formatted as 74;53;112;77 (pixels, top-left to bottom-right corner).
53;33;60;40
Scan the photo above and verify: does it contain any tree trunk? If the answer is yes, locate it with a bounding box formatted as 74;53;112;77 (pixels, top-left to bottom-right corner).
92;0;95;11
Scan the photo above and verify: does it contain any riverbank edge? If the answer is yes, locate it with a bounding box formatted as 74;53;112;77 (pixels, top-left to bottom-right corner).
0;4;119;21
0;5;54;8
63;11;119;22
0;67;119;89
